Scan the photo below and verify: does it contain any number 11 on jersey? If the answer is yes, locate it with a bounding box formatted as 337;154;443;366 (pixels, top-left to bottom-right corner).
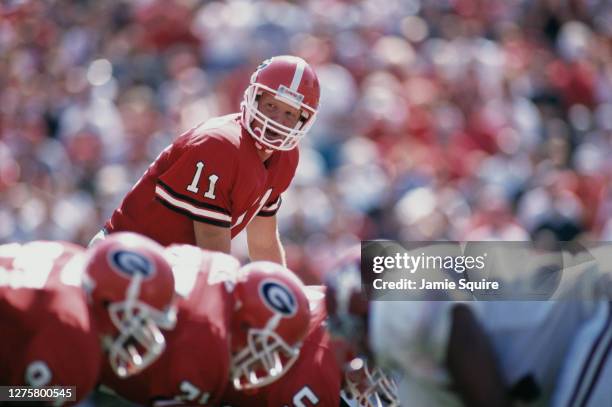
187;161;219;199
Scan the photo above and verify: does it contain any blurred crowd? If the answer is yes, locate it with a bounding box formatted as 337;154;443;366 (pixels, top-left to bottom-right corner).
1;0;611;283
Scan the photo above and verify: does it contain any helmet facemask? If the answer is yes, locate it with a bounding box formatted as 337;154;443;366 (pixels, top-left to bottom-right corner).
342;358;400;407
104;275;177;378
230;314;301;390
241;83;317;152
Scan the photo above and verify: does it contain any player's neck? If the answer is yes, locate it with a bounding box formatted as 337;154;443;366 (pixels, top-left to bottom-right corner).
256;148;273;162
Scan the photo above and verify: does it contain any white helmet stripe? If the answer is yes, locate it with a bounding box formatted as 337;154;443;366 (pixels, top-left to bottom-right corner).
126;272;143;304
289;59;306;92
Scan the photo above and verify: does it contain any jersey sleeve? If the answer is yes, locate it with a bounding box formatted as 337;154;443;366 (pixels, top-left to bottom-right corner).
257;147;299;218
257;195;282;217
156;136;237;228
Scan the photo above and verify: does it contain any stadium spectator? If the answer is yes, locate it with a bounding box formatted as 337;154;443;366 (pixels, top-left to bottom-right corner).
0;0;611;281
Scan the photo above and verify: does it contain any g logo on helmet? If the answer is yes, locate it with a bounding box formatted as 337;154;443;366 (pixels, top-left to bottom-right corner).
110;250;155;279
260;280;297;317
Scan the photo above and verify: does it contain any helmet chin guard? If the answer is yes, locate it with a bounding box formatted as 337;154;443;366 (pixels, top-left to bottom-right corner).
230;316;301;390
106;294;177;378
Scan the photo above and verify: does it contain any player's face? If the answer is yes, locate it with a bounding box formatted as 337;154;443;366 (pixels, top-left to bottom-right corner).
254;92;302;141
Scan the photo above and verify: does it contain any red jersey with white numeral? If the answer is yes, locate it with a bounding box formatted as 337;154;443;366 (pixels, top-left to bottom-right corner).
0;242;102;405
100;245;239;406
105;114;299;246
220;286;342;407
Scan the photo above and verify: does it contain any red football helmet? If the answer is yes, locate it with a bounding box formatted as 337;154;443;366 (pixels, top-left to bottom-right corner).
230;261;311;390
82;232;177;378
240;55;320;151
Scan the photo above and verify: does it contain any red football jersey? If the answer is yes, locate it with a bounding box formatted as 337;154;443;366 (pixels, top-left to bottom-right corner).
100;246;239;406
105;114;299;246
0;241;102;405
220;286;342;407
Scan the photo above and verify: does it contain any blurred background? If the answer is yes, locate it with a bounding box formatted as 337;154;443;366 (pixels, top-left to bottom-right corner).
1;0;611;284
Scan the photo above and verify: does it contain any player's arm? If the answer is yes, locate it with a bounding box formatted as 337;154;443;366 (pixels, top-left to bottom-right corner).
194;221;231;254
445;304;512;407
157;136;235;251
246;214;286;266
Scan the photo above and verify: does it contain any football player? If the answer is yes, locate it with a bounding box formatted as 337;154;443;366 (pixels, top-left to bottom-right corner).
219;285;340;406
220;286;400;407
98;252;312;406
325;245;612;407
0;232;177;405
95;55;321;265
